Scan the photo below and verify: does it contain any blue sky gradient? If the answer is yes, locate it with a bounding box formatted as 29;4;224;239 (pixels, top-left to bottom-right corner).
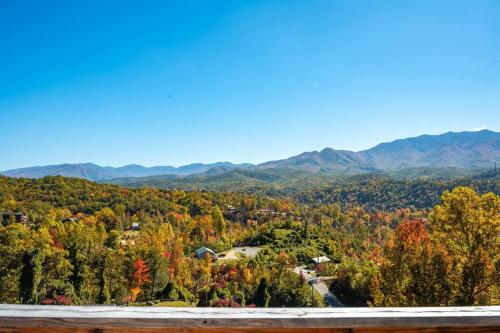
1;0;499;170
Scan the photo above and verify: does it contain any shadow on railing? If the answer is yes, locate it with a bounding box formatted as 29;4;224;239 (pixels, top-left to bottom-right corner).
0;305;499;332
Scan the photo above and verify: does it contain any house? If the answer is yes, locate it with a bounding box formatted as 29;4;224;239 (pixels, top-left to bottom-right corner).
131;222;141;231
1;212;10;223
63;217;79;223
195;247;218;260
14;213;27;223
120;239;136;247
1;212;27;224
311;256;331;265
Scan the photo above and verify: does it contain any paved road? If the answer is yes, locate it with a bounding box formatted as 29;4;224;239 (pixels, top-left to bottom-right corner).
293;266;343;307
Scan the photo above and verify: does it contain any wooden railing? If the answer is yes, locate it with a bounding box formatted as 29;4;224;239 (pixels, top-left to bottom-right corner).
0;305;499;332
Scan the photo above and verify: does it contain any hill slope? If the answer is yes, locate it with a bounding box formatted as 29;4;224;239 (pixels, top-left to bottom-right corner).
107;168;499;210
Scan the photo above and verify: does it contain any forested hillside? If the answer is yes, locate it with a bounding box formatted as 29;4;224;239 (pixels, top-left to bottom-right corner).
0;175;498;307
108;169;499;210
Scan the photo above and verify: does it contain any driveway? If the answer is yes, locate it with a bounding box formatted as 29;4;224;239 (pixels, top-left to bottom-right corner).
293;266;343;307
218;247;261;260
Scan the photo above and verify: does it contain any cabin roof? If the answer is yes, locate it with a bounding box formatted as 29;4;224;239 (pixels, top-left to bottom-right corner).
311;256;331;264
195;247;215;255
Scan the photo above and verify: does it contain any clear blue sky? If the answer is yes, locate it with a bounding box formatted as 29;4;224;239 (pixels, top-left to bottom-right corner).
1;0;499;170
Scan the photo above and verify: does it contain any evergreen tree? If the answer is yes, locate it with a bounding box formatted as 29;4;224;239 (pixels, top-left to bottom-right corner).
254;278;270;307
161;281;177;300
19;250;44;304
302;218;309;239
98;255;111;304
146;246;168;302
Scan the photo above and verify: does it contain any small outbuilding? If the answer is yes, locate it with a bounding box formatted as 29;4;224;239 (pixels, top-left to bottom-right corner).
131;222;141;231
195;247;217;260
311;256;331;265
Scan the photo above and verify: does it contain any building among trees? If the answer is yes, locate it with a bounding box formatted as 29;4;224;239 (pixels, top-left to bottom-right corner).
195;247;217;260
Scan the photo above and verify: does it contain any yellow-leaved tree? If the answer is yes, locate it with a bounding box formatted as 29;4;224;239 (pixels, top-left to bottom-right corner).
431;187;499;305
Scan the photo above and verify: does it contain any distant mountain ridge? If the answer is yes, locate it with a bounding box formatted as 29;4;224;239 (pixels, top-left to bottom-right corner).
1;162;253;181
363;130;499;169
259;130;499;173
2;130;499;181
258;148;375;174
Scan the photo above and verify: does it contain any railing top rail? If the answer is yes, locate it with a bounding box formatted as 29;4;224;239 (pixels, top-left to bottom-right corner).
1;305;499;318
0;305;499;329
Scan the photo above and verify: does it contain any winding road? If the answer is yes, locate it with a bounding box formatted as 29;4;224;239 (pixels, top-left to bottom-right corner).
293;266;343;307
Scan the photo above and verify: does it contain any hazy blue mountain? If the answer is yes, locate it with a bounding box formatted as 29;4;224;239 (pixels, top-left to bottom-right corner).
257;130;499;174
362;130;499;169
258;148;375;174
2;130;498;181
1;162;253;181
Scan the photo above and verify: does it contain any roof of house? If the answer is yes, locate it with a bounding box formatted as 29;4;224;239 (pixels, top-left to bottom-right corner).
311;256;331;264
195;247;215;256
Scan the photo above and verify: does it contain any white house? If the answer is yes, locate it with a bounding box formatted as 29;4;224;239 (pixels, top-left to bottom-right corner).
311;256;331;265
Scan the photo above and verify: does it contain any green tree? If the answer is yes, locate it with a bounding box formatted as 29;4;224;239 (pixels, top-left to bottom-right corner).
0;224;30;303
212;205;226;237
62;222;101;304
98;254;111;304
19;249;44;304
146;246;168;302
254;278;270;307
96;207;122;232
160;281;178;300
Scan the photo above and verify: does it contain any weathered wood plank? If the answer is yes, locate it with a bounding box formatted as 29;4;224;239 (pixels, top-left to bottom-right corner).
0;305;498;332
1;327;500;333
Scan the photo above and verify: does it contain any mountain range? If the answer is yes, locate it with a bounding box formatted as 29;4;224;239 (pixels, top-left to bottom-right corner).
1;162;252;181
258;130;499;173
2;130;499;181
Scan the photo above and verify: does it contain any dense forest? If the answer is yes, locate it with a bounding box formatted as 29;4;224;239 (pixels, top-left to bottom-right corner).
0;175;498;307
108;168;499;210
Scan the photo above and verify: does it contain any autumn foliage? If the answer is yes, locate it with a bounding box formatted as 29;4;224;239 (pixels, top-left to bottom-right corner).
0;175;498;307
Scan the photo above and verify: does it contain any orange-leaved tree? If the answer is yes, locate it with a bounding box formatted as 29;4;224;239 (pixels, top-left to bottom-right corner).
130;258;150;302
380;218;452;306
